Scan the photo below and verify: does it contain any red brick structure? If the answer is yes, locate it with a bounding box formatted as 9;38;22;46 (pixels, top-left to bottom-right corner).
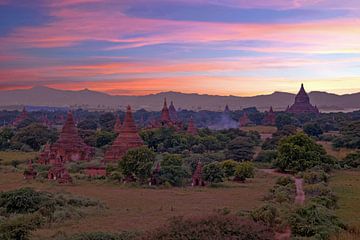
13;107;28;126
114;115;122;134
85;167;107;177
287;84;320;114
40;114;52;128
104;105;144;162
187;116;198;135
38;143;51;165
263;107;276;126
192;162;205;186
50;112;94;162
48;156;72;184
169;101;179;122
23;160;37;180
239;112;251;127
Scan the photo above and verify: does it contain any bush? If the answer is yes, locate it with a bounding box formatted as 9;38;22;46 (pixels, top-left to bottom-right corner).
342;152;360;168
225;136;256;161
141;215;274;240
220;160;238;178
255;150;278;163
62;232;137;240
302;170;329;184
250;203;279;227
202;162;224;183
289;203;346;239
234;161;255;182
0;213;43;240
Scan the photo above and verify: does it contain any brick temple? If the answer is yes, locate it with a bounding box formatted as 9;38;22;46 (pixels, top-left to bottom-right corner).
287;84;319;114
239;112;251;127
12;107;28;126
147;98;182;129
38;112;94;164
104;105;144;162
263;107;276;126
187;116;198;135
192;162;205;186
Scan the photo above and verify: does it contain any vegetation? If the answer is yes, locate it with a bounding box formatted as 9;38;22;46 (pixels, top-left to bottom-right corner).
202;162;224;183
234;161;255;182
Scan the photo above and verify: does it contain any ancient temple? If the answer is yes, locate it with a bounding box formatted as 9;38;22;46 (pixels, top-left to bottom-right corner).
104;105;144;162
48;156;72;184
192;162;205;186
38;143;51;164
239;112;251;127
12;107;29;126
23;160;37;180
287;84;319;114
114;115;122;134
169;101;178;122
40;114;52;128
187;116;198;135
263;107;276;126
160;98;172;125
49;112;93;162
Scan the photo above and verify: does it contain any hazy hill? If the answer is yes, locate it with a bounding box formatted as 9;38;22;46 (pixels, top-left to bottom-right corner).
0;86;359;112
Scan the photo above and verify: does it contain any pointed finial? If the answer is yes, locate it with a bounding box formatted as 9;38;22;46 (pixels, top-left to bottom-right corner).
163;98;167;107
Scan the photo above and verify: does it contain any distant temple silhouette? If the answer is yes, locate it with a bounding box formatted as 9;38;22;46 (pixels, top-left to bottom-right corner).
286;84;319;114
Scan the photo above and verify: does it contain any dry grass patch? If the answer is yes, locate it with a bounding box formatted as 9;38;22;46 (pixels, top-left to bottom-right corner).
0;170;276;239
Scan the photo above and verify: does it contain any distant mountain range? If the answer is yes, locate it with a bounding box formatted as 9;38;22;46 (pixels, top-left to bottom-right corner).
0;86;359;112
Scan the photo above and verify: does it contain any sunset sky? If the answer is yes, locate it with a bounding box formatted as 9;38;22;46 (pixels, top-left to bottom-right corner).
1;0;360;96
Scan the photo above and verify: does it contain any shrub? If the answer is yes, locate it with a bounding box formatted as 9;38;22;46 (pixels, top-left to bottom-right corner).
289;203;346;239
302;170;329;184
234;161;255;182
62;232;137;240
255;150;278;163
276;176;294;186
250;203;279;227
141;215;274;240
225;136;256;161
0;213;43;240
202;162;224;183
342;152;360;168
220;160;238;178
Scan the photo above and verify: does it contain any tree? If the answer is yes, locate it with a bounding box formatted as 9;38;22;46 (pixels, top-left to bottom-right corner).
95;131;116;148
273;133;336;172
234;161;255;182
159;154;189;186
221;160;238;178
11;124;58;151
77;119;98;130
276;114;298;130
0;128;14;150
119;147;156;183
99;112;116;131
303;123;323;137
225;136;255;161
202;162;224;183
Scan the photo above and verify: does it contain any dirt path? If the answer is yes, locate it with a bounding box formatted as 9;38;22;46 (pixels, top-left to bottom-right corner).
259;169;305;240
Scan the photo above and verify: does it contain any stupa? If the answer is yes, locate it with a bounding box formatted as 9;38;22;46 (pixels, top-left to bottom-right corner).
104;105;144;162
263;107;276;126
239;112;251;127
114;115;122;134
38;143;51;164
48;156;72;184
50;112;93;162
287;84;319;114
192;162;205;186
23;160;37;180
169;101;179;122
187;116;198;135
12;107;29;126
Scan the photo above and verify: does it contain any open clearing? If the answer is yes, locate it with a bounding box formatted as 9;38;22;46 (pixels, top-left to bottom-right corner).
330;170;360;228
0;169;277;239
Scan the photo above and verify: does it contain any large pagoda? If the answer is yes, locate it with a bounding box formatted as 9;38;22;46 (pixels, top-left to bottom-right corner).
263;107;276;126
50;112;93;162
12;107;29;126
287;84;319;114
104;105;144;162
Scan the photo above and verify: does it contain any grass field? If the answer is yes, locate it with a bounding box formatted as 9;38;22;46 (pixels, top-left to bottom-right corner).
0;169;277;239
241;125;277;134
318;141;355;160
0;151;38;166
330;170;360;227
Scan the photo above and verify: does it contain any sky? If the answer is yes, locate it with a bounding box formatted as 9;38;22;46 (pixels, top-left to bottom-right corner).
0;0;360;96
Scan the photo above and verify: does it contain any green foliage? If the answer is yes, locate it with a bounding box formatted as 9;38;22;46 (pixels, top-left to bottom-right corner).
95;130;116;148
225;136;256;161
99;112;116;131
202;162;224;183
142;215;274;240
262;125;297;150
265;177;295;204
11;123;58;151
301;170;329;184
255;150;278;163
275;114;299;130
0;128;14;150
273;133;336;172
220;160;238;178
234;161;255;182
119;147;156;183
77;119;98;130
158;154;190;187
0;213;43;240
304;122;323;137
342;151;360;168
333;121;360;149
289;203;345;239
250;203;279;227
